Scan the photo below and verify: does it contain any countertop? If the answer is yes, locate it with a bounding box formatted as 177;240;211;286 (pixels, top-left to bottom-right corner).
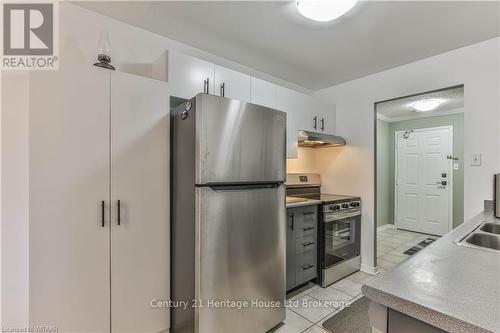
362;211;500;333
285;196;322;209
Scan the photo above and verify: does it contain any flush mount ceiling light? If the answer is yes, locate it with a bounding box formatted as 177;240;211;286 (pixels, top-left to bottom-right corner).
411;99;442;112
296;0;358;22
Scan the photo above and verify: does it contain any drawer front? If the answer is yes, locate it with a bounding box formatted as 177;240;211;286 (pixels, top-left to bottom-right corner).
295;250;317;285
295;235;316;255
297;221;316;239
302;208;317;222
295;206;317;239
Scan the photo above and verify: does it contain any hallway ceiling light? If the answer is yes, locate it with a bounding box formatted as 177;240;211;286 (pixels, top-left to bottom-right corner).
296;0;358;22
411;99;442;112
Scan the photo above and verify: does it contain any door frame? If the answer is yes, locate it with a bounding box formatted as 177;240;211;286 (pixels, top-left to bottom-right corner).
394;125;454;235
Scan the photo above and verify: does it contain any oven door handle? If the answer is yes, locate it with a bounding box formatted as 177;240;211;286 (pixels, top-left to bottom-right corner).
325;211;361;223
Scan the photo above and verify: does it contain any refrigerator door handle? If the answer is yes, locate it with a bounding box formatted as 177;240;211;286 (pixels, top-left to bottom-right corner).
205;183;282;192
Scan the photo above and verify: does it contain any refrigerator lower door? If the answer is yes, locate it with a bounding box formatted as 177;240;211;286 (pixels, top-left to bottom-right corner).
195;94;286;184
195;184;286;333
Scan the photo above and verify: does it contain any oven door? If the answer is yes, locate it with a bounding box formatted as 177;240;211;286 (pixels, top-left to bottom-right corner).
322;213;361;269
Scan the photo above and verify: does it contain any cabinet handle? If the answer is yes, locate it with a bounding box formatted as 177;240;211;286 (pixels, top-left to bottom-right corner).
303;226;315;231
117;200;121;226
290;214;294;231
303;241;315;247
303;211;315;216
203;78;209;94
220;82;225;97
321;118;325;131
313;116;317;130
101;201;105;227
302;264;314;270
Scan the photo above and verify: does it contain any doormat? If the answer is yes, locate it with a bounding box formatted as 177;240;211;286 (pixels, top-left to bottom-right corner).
403;238;436;255
322;296;371;333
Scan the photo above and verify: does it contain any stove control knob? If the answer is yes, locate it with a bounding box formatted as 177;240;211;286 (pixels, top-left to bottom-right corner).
349;202;356;207
342;203;349;209
356;202;360;207
335;205;341;210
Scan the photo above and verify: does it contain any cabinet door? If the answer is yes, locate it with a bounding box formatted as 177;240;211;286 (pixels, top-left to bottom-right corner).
286;210;296;290
314;99;336;134
250;77;277;108
110;72;170;332
276;87;310;158
29;66;111;332
214;65;251;101
169;51;214;99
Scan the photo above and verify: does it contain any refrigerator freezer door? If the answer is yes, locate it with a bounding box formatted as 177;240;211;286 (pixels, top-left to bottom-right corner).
195;185;286;333
196;94;286;184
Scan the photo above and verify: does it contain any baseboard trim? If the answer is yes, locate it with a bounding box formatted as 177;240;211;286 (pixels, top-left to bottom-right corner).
377;224;395;232
360;264;379;275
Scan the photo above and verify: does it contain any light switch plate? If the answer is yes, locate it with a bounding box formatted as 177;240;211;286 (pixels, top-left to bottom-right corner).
471;153;482;166
454;163;459;170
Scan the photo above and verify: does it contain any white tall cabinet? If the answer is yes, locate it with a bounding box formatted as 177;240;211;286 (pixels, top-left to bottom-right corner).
29;65;170;333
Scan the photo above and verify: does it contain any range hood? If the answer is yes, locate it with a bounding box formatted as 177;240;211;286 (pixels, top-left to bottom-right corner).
297;130;346;148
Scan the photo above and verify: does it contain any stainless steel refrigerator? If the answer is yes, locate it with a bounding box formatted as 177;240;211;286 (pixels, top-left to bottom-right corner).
171;93;286;333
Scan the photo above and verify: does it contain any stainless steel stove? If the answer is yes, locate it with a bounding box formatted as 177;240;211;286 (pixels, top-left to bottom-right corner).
286;173;361;287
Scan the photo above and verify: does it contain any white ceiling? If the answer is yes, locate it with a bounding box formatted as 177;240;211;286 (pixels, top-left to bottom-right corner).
376;86;464;122
76;1;500;90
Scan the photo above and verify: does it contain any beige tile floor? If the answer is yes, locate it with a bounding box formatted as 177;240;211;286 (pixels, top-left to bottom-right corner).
274;227;439;333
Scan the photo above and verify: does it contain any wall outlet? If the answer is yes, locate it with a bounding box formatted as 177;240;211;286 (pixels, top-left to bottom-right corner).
454;163;459;170
471;153;482;166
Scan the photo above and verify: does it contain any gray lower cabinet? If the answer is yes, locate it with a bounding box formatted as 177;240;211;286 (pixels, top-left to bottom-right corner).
368;301;447;333
286;205;318;291
388;309;446;333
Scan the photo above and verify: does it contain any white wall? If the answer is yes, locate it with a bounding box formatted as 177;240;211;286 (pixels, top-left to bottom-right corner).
286;147;318;173
316;37;500;272
0;2;312;326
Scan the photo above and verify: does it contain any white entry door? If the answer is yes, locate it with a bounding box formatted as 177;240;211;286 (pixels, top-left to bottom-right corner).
395;126;453;236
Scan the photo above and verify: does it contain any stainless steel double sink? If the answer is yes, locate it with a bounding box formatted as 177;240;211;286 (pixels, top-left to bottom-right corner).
456;222;500;251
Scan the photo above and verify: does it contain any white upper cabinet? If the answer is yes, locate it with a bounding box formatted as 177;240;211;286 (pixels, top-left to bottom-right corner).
318;100;336;134
214;65;251;101
166;51;337;157
168;51;215;99
277;86;310;158
309;98;336;134
250;77;277;109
